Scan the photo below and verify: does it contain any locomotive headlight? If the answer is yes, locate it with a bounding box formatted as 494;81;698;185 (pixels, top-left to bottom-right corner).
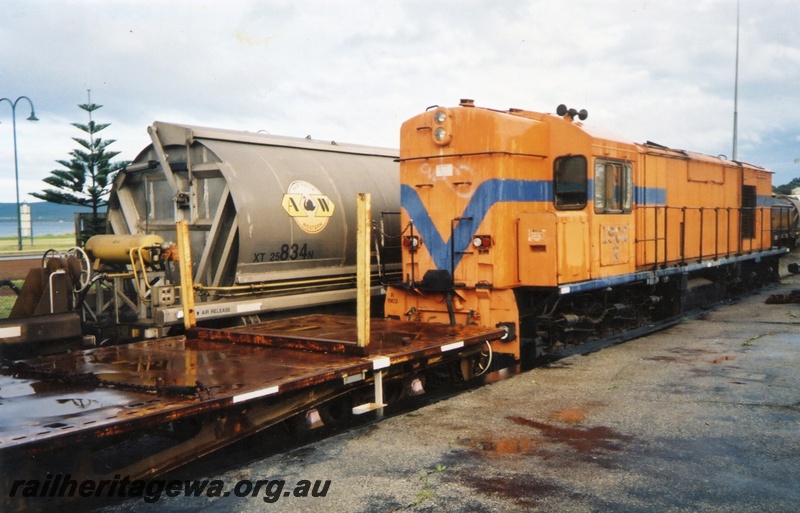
431;107;452;146
403;235;421;252
472;235;493;249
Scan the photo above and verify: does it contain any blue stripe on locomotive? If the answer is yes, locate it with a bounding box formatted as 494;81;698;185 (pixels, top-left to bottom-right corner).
401;179;552;272
634;186;666;205
404;181;749;273
633;186;772;209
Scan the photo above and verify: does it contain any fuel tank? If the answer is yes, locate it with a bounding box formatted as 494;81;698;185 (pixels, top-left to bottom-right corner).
85;234;165;265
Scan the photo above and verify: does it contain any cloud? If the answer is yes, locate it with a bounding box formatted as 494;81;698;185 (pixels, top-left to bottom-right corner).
1;0;799;202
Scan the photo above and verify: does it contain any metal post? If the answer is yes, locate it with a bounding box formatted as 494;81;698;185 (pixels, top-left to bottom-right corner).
11;111;21;250
680;207;687;264
727;207;732;257
0;96;38;251
714;208;719;260
654;206;660;269
732;0;740;161
664;206;670;266
699;207;704;262
373;370;384;418
176;220;197;329
356;193;371;348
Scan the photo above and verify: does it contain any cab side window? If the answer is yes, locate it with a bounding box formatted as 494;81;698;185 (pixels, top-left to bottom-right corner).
594;159;633;214
554;156;587;210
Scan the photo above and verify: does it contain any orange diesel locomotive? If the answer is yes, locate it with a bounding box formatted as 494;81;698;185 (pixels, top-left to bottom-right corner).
385;100;786;362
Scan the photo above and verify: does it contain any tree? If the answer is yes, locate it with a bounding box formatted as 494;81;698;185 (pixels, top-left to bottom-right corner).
31;93;129;242
773;177;800;196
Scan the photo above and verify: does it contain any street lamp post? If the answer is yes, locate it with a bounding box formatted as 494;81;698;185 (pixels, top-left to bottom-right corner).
0;96;39;251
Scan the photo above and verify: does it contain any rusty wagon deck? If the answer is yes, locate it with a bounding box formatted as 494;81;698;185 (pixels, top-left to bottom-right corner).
0;314;504;504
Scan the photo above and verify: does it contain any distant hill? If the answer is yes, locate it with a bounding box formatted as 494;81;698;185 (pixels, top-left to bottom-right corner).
0;202;94;222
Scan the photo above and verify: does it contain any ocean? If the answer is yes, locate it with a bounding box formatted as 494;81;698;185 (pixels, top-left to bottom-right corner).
0;219;75;238
0;203;91;238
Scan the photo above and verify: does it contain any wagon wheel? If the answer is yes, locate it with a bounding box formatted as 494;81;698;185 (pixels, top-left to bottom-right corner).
41;248;64;267
66;246;92;292
473;341;493;377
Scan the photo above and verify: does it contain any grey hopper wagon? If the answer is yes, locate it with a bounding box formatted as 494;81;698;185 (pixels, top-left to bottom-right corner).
92;122;400;338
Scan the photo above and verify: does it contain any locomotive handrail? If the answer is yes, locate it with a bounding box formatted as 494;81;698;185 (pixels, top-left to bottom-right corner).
636;205;771;271
451;216;474;277
377;211;402;285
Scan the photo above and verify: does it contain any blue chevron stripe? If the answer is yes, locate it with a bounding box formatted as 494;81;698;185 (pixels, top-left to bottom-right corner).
401;179;552;272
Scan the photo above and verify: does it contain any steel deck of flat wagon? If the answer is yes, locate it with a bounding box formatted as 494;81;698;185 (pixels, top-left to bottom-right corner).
0;314;504;492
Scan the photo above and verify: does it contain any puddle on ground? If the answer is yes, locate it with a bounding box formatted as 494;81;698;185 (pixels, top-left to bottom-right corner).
458;403;609;454
506;415;633;454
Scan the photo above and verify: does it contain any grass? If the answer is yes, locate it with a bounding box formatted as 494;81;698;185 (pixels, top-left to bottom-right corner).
0;234;77;256
741;333;771;347
414;465;447;505
0;280;23;319
0;234;78;318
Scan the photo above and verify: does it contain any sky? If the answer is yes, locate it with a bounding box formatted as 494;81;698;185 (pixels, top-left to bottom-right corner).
1;0;799;204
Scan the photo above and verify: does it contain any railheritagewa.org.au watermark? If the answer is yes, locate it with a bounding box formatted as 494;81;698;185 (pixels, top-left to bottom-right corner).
8;473;331;504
